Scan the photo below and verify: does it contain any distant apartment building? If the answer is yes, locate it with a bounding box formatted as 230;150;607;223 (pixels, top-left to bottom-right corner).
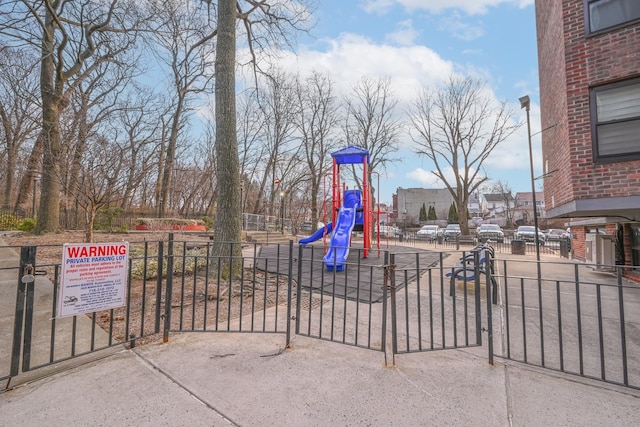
514;192;546;225
535;0;640;276
483;193;515;218
395;187;455;225
468;193;484;217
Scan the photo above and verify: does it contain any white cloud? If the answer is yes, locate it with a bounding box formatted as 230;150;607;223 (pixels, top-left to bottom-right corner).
483;102;544;176
404;164;483;188
438;12;485;41
374;0;528;15
275;33;455;102
385;20;419;46
406;168;448;188
360;0;396;14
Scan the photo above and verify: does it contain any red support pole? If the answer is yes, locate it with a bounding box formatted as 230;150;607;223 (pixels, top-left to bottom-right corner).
362;158;370;258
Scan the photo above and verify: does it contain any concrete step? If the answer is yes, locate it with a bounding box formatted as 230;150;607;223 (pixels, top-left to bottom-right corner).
245;231;296;245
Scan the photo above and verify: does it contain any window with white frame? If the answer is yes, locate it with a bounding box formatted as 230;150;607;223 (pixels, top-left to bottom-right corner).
590;77;640;162
586;0;640;33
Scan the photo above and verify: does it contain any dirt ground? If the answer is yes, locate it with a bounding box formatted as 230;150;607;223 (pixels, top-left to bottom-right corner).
3;231;290;346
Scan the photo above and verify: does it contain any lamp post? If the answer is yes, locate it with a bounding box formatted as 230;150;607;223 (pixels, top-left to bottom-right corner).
519;95;541;263
280;190;285;235
31;170;40;218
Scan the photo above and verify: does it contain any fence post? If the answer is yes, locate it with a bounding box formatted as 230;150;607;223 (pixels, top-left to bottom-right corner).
285;240;294;348
155;241;164;334
163;234;174;342
10;246;37;378
386;252;394;366
484;250;494;365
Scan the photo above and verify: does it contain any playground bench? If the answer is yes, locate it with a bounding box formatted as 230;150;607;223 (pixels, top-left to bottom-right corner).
447;244;497;303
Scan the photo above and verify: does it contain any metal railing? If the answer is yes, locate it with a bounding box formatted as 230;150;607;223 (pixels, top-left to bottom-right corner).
490;258;640;390
2;236;637;392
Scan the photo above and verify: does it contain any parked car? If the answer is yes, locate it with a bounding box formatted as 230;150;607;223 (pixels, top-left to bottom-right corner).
546;228;568;242
514;226;546;245
443;224;461;240
377;225;400;237
476;224;505;243
416;225;442;240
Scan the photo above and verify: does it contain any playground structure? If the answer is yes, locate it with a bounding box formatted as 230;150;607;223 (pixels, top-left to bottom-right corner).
299;146;379;271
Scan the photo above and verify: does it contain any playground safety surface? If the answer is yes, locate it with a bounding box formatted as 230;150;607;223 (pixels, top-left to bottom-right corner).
255;243;447;303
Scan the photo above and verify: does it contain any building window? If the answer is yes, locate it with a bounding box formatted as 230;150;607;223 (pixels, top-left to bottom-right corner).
590;77;640;162
586;0;640;33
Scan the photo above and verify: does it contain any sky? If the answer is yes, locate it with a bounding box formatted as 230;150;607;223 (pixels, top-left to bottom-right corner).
273;0;541;205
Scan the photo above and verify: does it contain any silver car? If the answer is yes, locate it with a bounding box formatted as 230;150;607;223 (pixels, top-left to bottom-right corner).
514;226;546;245
416;225;442;240
476;224;504;243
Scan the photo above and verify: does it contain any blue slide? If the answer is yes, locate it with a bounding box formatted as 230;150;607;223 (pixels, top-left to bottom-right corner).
298;222;333;245
298;190;362;272
323;190;361;272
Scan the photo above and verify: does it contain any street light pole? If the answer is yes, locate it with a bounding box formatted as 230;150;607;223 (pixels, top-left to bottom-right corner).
519;95;541;263
31;171;40;218
280;190;285;235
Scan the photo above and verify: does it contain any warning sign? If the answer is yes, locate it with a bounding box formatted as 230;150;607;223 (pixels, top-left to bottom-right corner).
58;242;129;318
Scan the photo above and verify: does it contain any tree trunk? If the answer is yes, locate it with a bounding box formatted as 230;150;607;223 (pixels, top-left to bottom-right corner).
212;0;242;263
14;132;44;213
85;205;97;243
35;11;62;234
159;99;184;218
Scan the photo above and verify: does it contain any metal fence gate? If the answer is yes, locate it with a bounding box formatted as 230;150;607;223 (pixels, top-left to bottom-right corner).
490;258;640;390
3;237;638;392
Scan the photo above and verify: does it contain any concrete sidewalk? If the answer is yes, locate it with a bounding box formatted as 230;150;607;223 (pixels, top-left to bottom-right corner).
2;235;640;426
1;332;640;426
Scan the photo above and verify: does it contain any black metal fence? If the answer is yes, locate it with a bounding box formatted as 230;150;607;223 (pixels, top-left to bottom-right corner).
2;236;637;392
492;258;640;389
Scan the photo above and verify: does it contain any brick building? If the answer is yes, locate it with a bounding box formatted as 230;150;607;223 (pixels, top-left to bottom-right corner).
535;0;640;278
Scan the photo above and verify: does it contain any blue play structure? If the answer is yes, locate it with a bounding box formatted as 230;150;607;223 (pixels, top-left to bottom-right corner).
299;190;364;272
299;146;373;272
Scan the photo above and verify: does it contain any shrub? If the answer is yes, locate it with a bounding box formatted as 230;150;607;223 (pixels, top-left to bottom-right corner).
0;212;21;230
200;216;214;230
17;218;37;232
94;207;124;231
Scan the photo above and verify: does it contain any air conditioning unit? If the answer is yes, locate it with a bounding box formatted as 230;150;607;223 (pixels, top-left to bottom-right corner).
596;235;615;271
585;233;596;263
585;233;615;271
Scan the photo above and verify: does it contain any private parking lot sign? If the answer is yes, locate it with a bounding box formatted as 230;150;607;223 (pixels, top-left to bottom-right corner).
58;242;129;318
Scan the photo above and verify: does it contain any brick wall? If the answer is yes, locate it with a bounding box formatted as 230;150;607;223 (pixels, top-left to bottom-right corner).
536;0;640;211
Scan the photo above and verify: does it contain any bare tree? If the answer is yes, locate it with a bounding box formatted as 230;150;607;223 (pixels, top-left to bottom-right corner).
295;71;340;226
145;0;216;218
409;77;521;235
60;56;138;228
236;90;265;214
0;47;40;211
117;90;165;210
343;76;402;209
0;0;142;233
491;180;515;228
69;135;128;242
253;69;300;219
210;0;314;260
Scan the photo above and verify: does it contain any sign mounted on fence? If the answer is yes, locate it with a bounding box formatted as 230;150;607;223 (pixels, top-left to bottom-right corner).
58;242;129;318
